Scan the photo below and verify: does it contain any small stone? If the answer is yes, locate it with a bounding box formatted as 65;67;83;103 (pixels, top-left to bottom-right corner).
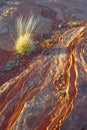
4;61;15;72
35;41;39;45
58;24;62;28
4;65;11;72
15;56;20;63
58;24;64;29
15;55;20;60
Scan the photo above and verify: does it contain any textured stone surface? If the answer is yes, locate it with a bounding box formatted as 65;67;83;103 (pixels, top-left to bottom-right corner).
0;1;87;130
0;26;87;130
0;0;87;50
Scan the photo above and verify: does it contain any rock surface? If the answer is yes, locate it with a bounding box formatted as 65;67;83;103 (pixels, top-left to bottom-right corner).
0;0;87;50
0;26;87;130
0;1;87;130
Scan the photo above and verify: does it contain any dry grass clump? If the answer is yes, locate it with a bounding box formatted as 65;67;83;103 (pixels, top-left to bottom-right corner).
67;20;83;28
14;15;39;54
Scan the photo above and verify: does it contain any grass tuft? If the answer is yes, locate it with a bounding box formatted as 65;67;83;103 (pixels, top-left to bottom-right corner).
14;15;39;54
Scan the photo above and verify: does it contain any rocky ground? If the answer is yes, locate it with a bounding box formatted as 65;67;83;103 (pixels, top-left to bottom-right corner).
0;0;87;130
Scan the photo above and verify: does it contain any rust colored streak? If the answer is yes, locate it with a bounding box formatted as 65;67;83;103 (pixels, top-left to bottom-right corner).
0;26;87;130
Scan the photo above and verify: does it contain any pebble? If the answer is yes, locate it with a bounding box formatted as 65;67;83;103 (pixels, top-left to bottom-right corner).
35;41;39;45
58;24;64;29
4;64;12;72
15;55;20;63
4;61;15;72
3;56;21;72
15;55;20;60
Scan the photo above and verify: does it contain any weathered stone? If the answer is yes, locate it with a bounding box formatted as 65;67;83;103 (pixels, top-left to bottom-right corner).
0;26;87;130
0;1;87;130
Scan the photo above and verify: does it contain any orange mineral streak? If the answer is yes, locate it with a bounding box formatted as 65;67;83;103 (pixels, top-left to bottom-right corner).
0;26;87;130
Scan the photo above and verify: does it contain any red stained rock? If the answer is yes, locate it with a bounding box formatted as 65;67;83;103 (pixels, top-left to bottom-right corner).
0;1;87;130
0;26;87;130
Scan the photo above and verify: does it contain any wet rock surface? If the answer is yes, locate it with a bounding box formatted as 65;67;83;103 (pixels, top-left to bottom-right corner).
0;0;87;130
